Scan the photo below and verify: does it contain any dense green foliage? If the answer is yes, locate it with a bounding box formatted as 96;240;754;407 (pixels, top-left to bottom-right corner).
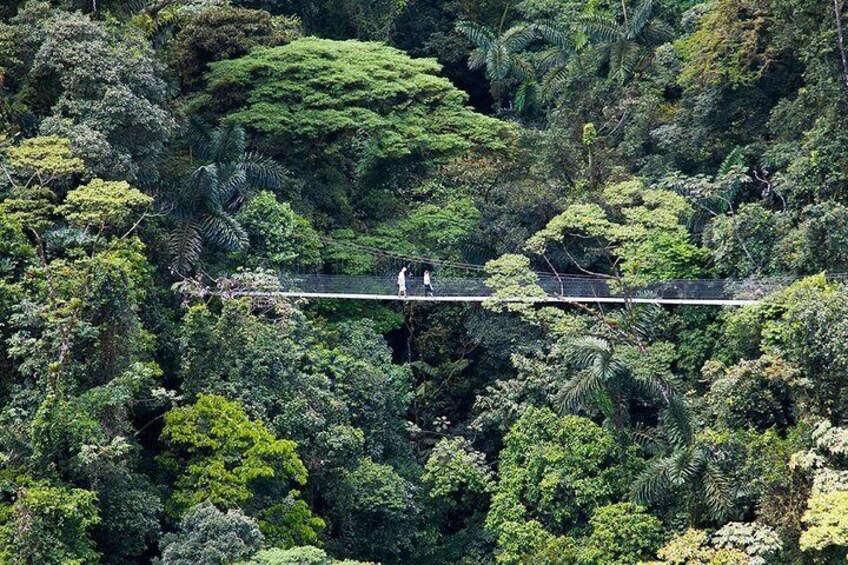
4;0;848;563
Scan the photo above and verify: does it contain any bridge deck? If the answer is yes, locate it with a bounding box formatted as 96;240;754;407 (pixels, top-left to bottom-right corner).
218;274;791;306
257;291;757;306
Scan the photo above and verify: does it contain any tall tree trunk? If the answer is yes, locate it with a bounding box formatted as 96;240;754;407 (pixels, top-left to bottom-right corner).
834;0;848;94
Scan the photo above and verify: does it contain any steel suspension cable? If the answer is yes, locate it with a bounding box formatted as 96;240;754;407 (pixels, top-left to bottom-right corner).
317;235;591;279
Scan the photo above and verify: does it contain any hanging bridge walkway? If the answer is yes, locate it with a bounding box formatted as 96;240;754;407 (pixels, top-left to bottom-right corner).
212;238;847;306
226;273;811;306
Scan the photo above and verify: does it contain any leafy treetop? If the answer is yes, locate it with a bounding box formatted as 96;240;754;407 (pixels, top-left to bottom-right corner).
203;38;515;179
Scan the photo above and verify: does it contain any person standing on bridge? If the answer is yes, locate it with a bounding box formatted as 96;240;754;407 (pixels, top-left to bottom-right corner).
397;266;408;297
423;269;434;297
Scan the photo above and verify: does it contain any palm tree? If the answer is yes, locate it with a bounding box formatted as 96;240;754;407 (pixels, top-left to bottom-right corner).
577;0;672;84
558;335;673;436
455;20;537;105
630;397;734;525
166;122;287;275
535;23;577;100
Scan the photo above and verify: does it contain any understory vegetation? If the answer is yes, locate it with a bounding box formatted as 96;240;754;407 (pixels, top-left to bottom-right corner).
3;0;848;563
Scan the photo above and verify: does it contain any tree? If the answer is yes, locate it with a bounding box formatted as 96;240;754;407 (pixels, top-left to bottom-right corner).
455;20;536;104
720;276;848;419
534;23;578;101
240;545;376;564
236;190;322;270
559;335;673;436
794;421;848;561
158;394;322;546
0;478;100;565
202;38;514;216
703;203;784;278
800;491;848;559
677;0;780;88
159;503;264;565
577;0;672;84
61;178;152;233
170;6;301;89
576;502;664;565
780;203;848;275
324;457;420;563
0;210;34;376
643;528;749;565
165;123;287;274
711;522;785;565
703;356;795;433
524;179;707;286
486;407;624;564
631;398;734;525
1;135;86;236
177;302;411;466
20;10;174;182
423;437;494;507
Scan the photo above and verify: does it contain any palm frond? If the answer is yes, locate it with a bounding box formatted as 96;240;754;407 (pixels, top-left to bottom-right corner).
540;64;573;99
169;218;204;275
630;456;672;505
661;397;693;449
510;55;536;82
186;115;212;161
567;336;631;395
536;23;572;49
640;20;674;45
468;48;487;70
216;165;247;206
502;24;537;52
558;369;603;413
514;80;537;113
567;336;613;367
189;164;220;202
621;303;665;341
208;124;246;163
609;40;640;83
667;448;698;486
631;423;662;453
702;459;733;520
630;371;674;402
456;21;495;49
537;48;569;71
241;151;287;191
577;15;621;44
486;44;512;81
718;146;746;176
201;212;249;252
629;0;654;37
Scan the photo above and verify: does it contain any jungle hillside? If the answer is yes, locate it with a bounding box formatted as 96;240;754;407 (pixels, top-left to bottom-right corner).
2;0;848;563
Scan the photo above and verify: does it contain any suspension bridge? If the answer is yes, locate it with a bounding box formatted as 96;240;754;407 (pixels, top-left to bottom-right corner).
228;273;791;306
211;238;843;306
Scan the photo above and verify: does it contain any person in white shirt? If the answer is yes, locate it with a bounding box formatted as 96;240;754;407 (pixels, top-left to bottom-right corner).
423;270;433;297
397;267;407;297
